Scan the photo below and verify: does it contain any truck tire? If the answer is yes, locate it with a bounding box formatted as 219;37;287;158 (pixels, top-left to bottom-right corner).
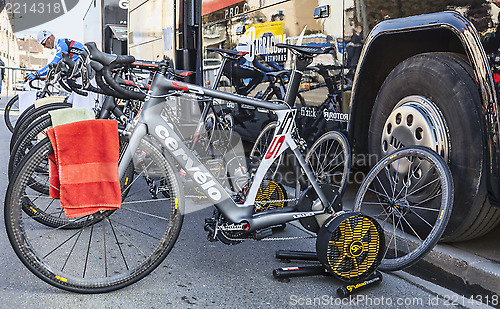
368;52;500;242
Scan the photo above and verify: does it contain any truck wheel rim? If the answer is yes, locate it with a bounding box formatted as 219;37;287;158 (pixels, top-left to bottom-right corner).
381;96;449;202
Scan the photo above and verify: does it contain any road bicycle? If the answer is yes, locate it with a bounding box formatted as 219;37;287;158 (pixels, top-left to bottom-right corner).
7;50;191;190
249;63;351;192
5;59;78;134
5;43;454;293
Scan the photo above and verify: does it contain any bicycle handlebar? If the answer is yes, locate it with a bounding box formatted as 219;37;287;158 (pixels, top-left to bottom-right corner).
61;52;76;72
86;42;146;100
90;60;132;99
66;78;88;96
28;78;43;90
58;79;75;93
102;64;146;100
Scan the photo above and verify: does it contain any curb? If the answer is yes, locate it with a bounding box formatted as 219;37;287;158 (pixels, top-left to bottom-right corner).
415;242;500;296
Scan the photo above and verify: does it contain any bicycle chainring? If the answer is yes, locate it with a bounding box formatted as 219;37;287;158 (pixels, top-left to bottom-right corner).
216;215;250;245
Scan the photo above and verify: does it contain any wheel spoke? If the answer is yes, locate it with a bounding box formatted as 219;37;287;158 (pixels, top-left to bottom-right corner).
374;175;392;200
406;177;441;197
398;210;425;242
106;218;130;271
108;218;162;240
107;218;148;258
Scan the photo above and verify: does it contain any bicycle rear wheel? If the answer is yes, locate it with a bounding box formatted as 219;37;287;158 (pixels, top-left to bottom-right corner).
5;137;184;293
249;122;283;179
304;131;351;196
353;146;453;271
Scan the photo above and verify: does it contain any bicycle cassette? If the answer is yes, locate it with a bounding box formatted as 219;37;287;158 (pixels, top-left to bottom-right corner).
316;212;384;282
254;180;287;213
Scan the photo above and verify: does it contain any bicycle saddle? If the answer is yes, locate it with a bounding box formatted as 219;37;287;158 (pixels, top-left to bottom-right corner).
206;47;248;58
276;43;334;56
85;42;135;66
266;70;289;78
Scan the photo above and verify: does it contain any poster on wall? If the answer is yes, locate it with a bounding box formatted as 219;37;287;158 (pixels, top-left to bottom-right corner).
237;21;287;63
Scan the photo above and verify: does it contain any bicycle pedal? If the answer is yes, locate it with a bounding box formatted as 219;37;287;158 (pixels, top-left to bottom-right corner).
204;218;218;242
255;227;273;240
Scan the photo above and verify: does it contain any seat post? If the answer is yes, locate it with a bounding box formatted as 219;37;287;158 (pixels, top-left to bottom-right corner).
212;55;229;90
284;55;312;106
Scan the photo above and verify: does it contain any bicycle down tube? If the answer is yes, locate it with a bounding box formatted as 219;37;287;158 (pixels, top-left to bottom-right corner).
118;73;331;231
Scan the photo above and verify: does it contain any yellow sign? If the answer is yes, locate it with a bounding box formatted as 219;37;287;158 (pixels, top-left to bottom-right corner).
239;21;286;61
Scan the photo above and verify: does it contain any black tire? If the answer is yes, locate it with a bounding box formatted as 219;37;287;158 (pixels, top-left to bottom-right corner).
305;131;351;196
198;112;233;159
11;102;72;150
368;52;500;241
354;146;454;271
4;94;20;132
12;103;37;132
5;137;184;293
7;138;93;228
9;115;52;179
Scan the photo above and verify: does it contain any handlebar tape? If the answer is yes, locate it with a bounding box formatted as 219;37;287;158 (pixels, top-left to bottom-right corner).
28;79;42;90
102;65;146;101
93;67;130;99
66;79;88;97
58;80;74;93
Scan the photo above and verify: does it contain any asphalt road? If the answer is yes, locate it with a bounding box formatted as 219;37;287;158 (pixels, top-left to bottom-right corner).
0;103;492;309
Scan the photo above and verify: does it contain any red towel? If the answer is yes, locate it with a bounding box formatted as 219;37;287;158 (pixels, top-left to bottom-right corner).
47;119;121;218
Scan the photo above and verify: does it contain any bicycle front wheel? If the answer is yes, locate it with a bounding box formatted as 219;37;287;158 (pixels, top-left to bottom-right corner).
11;102;72;150
5;137;184;293
353;146;453;271
9;115;51;180
4;94;19;132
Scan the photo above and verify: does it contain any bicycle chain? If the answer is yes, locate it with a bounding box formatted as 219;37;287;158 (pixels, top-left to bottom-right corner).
227;222;317;242
254;198;298;205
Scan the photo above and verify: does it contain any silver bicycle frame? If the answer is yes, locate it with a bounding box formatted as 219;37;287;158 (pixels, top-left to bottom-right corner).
118;73;331;232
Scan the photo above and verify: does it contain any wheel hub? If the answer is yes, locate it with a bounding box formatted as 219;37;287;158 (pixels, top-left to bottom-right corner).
381;96;449;202
382;96;449;160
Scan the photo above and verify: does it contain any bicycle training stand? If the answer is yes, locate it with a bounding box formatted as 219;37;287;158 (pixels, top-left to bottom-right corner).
272;249;383;298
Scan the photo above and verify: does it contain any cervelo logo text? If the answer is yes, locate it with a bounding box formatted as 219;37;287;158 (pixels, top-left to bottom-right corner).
155;125;222;201
171;81;204;94
264;135;285;159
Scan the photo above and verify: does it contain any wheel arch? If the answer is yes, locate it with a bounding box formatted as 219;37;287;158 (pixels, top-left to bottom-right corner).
347;11;500;206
